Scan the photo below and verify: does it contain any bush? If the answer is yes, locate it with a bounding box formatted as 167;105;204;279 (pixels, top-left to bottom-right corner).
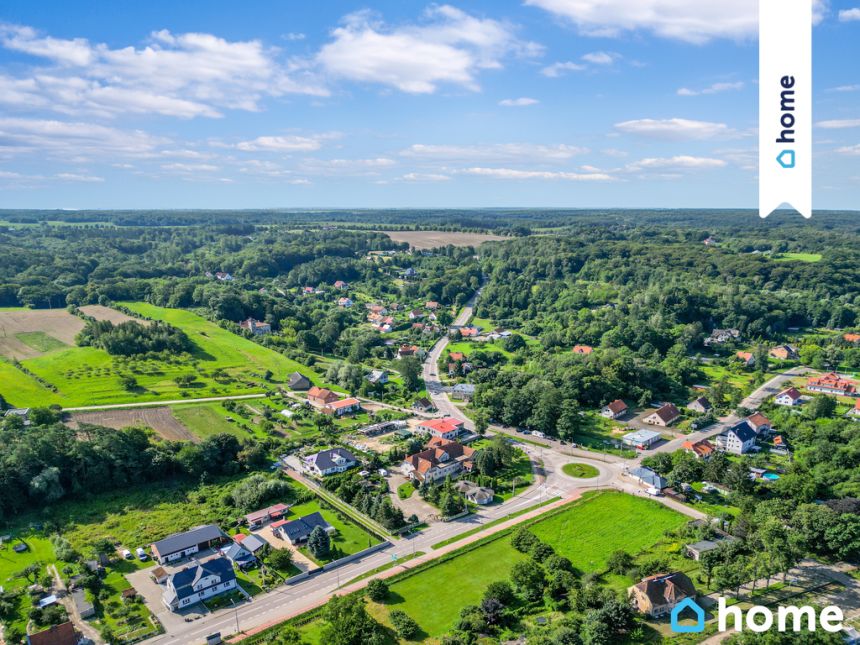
390;609;420;639
511;527;540;553
366;578;389;602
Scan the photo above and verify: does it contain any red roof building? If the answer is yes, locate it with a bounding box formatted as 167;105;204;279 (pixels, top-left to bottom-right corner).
572;344;594;355
807;373;857;397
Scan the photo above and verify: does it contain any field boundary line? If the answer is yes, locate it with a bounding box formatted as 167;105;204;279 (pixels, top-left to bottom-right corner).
62;393;267;412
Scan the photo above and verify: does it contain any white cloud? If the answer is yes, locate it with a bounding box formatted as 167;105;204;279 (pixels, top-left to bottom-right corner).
839;8;860;21
0;23;327;119
627;155;726;170
236;135;328;152
816;118;860;129
831;85;860;92
56;172;104;182
581;51;618;65
677;81;743;96
401;172;451;181
316;5;540;93
614;118;731;140
401;143;587;162
525;0;826;44
161;162;219;172
460;167;613;181
836;144;860;155
499;97;539;107
541;61;586;77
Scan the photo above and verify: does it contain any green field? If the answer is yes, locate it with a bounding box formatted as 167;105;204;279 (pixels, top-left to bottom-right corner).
172;401;257;440
15;331;67;352
1;303;322;407
773;252;823;263
0;534;57;637
561;463;599;478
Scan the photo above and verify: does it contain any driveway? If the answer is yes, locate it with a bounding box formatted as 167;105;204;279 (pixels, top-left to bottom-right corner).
126;566;209;633
388;473;438;522
254;527;315;572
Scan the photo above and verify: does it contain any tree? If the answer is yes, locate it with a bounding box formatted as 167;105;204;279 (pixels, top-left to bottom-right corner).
398;356;422;391
483;580;515;606
805;395;836;419
365;578;389;602
606;550;634;575
389;609;420;639
268;548;294;571
641;453;673;475
320;594;386;645
308;526;330;559
511;527;540;553
510;560;545;601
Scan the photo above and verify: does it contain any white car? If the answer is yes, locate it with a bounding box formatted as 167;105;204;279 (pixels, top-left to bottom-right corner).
121;549;133;560
135;547;148;561
532;431;545;438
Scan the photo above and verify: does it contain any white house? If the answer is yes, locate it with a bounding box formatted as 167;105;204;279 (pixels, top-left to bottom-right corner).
643;403;681;427
417;418;465;440
162;557;237;611
303;448;357;476
150;525;226;565
774;387;803;406
600;399;628;420
715;421;757;455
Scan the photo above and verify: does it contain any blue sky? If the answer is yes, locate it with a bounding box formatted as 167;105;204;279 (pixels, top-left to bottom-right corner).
0;0;858;209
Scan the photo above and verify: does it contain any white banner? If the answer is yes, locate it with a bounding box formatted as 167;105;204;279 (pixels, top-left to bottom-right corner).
759;0;812;218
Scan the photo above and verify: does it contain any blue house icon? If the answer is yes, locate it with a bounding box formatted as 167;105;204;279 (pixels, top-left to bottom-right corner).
670;597;705;633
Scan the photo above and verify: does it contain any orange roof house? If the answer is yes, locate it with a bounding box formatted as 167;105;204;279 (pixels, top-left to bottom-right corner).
572;345;594;355
807;373;857;397
308;386;339;406
682;439;715;459
844;333;860;343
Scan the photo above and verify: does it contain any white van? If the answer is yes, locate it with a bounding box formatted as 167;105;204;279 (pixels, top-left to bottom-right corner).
121;549;133;560
532;431;545;438
136;547;148;561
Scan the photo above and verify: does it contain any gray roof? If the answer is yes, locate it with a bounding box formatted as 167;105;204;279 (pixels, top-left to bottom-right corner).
306;448;356;471
72;589;94;615
167;557;235;602
152;525;225;557
687;540;719;554
240;534;266;553
288;372;311;389
277;512;332;543
222;543;254;563
727;420;756;443
630;467;668;489
453;383;476;394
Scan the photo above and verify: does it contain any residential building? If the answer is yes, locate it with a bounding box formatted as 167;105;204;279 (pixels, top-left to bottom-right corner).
715;420;757;455
686;537;735;561
308;386;339;407
704;328;740;346
600;399;628;419
234;533;266;555
844;333;860;343
627;467;668;490
26;622;77;645
244;503;289;529
408;309;424;320
622;429;662;450
287;372;311;391
150;525;227;565
271;512;334;545
425;301;440;310
628;572;696;617
451;383;476;401
368;305;388;316
850;399;860;418
334;280;348;289
366;369;388;385
449;351;466;362
337;297;353;308
686;397;712;414
746;412;772;436
769;345;798;360
303;448;357;476
807;373;858;397
412;398;435;413
418;417;465;440
214;272;233;281
402;438;475;483
397;344;425;360
643;403;681;427
572;344;594;355
239;318;271;335
162;557;237;611
774;387;802;406
3;408;31;425
454;480;494;505
323;397;362;417
682;439;716;460
221;542;255;569
736;351;755;367
71;589;95;619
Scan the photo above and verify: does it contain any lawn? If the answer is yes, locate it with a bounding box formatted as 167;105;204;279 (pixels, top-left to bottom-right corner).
94;567;160;641
172;401;262;440
285;495;381;564
561;463;599;478
15;331;67;353
773;252;823;263
397;483;415;499
3;303;322;407
0;534;57;636
469;438;533;501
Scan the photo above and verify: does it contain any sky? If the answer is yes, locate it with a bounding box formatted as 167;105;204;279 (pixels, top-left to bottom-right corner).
0;0;858;210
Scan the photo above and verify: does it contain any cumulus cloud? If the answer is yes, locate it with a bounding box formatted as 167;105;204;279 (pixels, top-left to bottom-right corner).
614;118;731;140
581;51;618;65
816;118;860;129
836;144;860;155
677;81;743;96
459;167;613;181
0;22;327;119
627;155;727;170
235;135;329;152
524;0;826;44
839;8;860;21
315;5;540;93
541;61;586;77
401;143;587;162
499;97;539;107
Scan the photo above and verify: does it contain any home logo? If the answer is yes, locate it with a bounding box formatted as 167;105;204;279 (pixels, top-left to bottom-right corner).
670;597;705;633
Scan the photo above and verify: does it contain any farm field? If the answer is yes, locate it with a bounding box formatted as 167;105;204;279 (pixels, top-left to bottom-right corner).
171;401;254;440
380;230;508;250
0;303;321;408
368;492;684;640
0;308;82;359
79;304;149;326
68;407;197;442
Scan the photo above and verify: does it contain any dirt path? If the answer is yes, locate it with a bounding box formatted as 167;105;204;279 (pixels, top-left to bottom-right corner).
49;564;104;644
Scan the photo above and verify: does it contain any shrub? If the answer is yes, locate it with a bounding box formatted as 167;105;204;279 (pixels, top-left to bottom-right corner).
390;609;420;639
366;578;389;602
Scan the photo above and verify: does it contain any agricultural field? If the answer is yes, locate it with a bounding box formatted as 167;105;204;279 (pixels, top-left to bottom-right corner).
68;407;197;442
0;308;83;360
79;304;149;326
0;303;321;408
171;401;261;441
772;252;823;263
380;230;508;250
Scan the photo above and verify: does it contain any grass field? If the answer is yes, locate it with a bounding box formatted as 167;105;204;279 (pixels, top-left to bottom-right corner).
561;463;599;478
773;252;823;263
0;534;57;636
380;230;507;250
0;303;322;407
172;401;259;440
15;331;67;353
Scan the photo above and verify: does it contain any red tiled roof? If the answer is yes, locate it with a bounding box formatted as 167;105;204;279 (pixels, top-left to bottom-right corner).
747;412;771;428
572;344;594;354
449;352;465;362
778;387;802;400
26;622;77;645
327;397;361;410
844;333;860;343
606;399;627;414
651;403;681;423
736;351;754;361
420;418;464;434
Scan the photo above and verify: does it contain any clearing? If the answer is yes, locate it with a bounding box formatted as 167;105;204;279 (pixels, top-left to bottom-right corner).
0;308;82;360
381;230;508;250
773;252;823;263
79;304;150;325
67;407;197;442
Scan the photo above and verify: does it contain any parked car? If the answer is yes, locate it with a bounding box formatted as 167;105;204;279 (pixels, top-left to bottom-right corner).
135;547;148;561
121;549;133;560
532;431;545;438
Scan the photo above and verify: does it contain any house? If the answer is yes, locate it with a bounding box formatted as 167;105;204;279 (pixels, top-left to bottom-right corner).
572;344;594;355
397;344;425;360
425;301;439;310
308;386;339;407
451;383;476;401
323;397;362;417
71;588;95;619
418;417;465;440
303;448;357;476
628;467;668;490
454;480;494;505
774;387;802;406
221;542;255;569
628;572;696;617
337;297;353;308
151;567;169;584
287;372;311;391
746;412;772;436
334;280;349;289
244;503;289;529
769;345;798;360
150;525;227;565
412;398;435;413
771;434;792;453
26;622;77;645
368;305;388;315
402;267;418;279
807;373;858;397
704;328;740;346
214;272;233;281
601;399;628;420
402;438;475;483
408;309;424;320
3;408;31;425
623;429;662;450
271;512;334;545
686;397;712;414
233;533;267;555
686;537;734;561
844;333;860;343
449;351;466;362
736;351;755;367
366;369;389;385
682;439;716;460
849;399;860;418
643;403;681;427
703;236;717;246
459;326;480;338
239;318;271;336
715;420;757;455
162;557;237;611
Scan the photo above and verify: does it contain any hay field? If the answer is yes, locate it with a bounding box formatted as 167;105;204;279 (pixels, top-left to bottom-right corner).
0;309;83;360
381;230;507;250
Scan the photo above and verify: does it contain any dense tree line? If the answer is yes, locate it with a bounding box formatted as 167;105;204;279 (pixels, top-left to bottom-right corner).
75;319;193;356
